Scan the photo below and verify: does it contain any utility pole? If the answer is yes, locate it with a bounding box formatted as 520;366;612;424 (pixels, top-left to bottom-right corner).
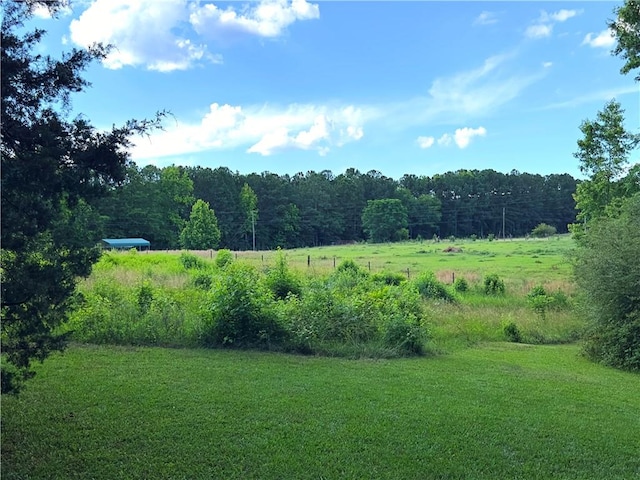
251;211;256;251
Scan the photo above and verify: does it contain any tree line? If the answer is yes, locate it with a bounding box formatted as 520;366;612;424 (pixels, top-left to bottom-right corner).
96;165;579;250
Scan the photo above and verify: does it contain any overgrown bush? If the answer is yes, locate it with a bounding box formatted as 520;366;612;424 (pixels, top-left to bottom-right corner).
372;271;406;286
453;277;469;293
483;274;505;295
531;223;557;238
527;285;551;320
215;249;234;268
503;322;522;343
575;194;640;371
202;263;286;348
414;272;456;302
383;319;425;355
264;250;302;300
180;252;206;270
191;272;213;290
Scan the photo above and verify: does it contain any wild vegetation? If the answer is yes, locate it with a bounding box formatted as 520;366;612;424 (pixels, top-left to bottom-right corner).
61;236;581;358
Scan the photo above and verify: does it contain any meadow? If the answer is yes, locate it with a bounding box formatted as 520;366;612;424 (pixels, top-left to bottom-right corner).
5;235;636;479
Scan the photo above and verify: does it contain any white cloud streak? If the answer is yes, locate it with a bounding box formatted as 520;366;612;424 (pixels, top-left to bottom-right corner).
538;85;639;110
474;11;498;26
582;29;615;48
525;9;581;40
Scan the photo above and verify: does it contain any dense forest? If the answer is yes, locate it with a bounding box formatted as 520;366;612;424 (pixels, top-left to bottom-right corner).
97;165;578;250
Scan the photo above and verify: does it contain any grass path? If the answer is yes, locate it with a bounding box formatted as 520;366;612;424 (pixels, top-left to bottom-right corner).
3;343;639;479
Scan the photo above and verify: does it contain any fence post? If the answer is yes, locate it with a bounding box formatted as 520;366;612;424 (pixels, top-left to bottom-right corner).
368;261;371;271
406;268;410;280
307;255;311;267
452;272;455;284
333;257;336;268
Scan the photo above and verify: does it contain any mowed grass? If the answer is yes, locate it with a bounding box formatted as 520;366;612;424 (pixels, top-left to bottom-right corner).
3;343;639;479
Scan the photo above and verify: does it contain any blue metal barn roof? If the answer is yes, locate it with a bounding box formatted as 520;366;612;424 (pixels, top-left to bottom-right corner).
102;238;151;249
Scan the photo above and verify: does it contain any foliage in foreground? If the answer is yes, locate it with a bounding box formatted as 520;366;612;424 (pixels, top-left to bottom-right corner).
575;194;640;371
0;0;164;394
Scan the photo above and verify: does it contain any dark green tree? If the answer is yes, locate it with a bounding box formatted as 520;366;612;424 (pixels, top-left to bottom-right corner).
361;199;409;243
180;199;221;250
609;0;640;81
1;0;164;393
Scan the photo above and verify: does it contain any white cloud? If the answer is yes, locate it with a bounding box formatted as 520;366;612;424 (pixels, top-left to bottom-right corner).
69;0;217;71
422;127;486;150
417;136;435;149
525;24;552;39
437;134;452;147
543;61;553;68
190;0;320;39
582;29;615;49
526;9;581;40
474;11;498;26
548;9;580;22
538;85;639;110
453;126;486;149
131;101;370;159
33;2;72;19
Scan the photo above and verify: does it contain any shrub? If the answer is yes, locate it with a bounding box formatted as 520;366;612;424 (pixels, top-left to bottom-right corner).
136;280;154;315
453;277;469;293
531;223;557;238
372;271;406;286
414;272;456;302
202;263;286;348
503;322;522;343
180;252;206;270
215;249;234;268
470;234;478;241
264;250;302;300
487;234;496;242
575;194;640;371
383;319;425;355
191;272;212;290
483;274;505;295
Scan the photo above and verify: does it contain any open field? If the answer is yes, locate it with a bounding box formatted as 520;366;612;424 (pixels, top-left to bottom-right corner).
154;235;575;294
2;343;639;479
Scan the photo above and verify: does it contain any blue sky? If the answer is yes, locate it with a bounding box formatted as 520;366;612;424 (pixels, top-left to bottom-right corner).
33;1;639;180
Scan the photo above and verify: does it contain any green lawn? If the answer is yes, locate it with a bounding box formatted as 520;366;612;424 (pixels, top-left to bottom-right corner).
3;343;639;479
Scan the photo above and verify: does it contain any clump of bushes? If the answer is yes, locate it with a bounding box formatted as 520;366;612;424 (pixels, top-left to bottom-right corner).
453;277;469;293
180;252;206;270
372;271;406;286
483;274;505;295
202;262;286;348
264;250;302;300
215;249;234;268
531;223;557;238
503;322;522;343
414;272;456;302
66;253;432;359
